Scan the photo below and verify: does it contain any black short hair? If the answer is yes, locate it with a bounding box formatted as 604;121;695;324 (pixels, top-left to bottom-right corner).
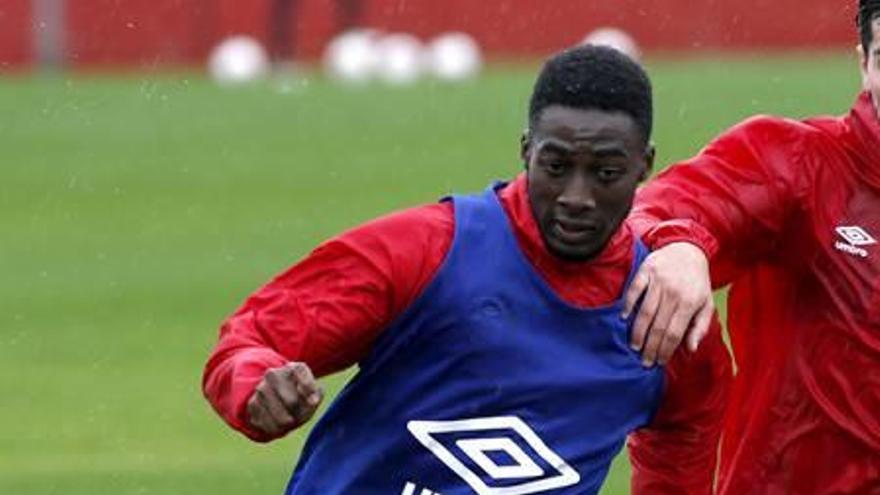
858;0;880;54
528;45;652;145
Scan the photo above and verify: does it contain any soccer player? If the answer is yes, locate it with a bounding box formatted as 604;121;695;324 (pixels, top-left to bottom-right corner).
203;45;731;494
624;1;880;492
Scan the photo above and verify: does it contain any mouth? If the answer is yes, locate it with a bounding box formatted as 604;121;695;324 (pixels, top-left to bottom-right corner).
551;218;600;244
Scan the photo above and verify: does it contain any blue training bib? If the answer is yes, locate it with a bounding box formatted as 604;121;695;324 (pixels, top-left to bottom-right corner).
286;184;664;495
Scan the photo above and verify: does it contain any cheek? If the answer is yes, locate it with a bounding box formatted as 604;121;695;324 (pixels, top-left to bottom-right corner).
867;71;880;116
532;188;558;220
598;185;637;217
871;74;880;102
866;57;880;96
598;177;637;200
526;177;556;218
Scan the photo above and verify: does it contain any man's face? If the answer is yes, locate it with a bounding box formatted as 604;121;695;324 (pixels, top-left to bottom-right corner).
860;16;880;116
523;105;654;261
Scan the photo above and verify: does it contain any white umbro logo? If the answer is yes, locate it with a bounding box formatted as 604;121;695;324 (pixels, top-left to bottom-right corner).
836;226;877;246
834;226;876;258
407;416;580;495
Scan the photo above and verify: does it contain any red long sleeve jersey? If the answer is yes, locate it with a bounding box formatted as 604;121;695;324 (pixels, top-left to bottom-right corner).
632;92;880;495
203;174;732;494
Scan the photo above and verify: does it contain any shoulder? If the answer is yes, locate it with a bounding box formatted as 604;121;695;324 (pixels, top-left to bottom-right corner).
726;113;849;149
293;202;454;280
326;202;455;300
717;114;821;146
699;115;834;182
332;202;454;254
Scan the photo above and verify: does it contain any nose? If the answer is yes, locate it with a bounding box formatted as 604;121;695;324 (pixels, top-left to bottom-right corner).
557;174;596;213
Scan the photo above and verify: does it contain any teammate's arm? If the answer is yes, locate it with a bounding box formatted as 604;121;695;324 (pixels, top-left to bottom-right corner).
624;116;810;365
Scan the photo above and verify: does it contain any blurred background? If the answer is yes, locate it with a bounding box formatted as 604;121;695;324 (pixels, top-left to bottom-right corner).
0;1;861;494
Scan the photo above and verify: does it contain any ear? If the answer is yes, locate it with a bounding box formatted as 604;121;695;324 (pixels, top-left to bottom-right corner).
859;44;871;89
520;129;532;169
639;144;656;182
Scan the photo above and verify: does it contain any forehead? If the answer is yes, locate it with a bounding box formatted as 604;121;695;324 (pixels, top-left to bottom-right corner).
532;105;641;147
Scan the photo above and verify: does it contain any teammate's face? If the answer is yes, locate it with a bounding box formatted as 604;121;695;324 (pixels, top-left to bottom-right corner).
523;106;653;261
860;16;880;117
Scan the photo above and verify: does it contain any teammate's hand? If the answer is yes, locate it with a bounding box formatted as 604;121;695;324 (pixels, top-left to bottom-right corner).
246;362;324;438
622;242;714;367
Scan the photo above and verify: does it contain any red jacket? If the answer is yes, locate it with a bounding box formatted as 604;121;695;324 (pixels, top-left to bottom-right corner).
203;173;732;494
632;92;880;494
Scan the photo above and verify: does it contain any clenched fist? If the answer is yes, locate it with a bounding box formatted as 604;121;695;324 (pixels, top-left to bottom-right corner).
246;362;324;437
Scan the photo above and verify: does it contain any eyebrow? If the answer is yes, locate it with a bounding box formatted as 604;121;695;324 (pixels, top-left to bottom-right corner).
536;139;574;154
591;147;629;158
534;136;635;160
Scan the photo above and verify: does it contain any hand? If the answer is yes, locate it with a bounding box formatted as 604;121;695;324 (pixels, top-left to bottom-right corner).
246;362;324;438
622;242;714;367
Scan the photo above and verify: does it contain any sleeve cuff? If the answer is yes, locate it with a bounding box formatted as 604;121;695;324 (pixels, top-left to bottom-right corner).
641;219;719;259
205;348;289;443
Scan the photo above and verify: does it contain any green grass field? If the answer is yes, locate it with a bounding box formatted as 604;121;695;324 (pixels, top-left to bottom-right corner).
0;52;860;494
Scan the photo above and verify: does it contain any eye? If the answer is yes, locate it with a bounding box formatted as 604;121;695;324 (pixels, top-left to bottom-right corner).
538;156;568;177
596;167;624;183
545;161;567;176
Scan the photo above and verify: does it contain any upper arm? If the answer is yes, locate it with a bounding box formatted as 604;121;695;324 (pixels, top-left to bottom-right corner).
218;201;455;376
201;202;453;439
633;117;811;285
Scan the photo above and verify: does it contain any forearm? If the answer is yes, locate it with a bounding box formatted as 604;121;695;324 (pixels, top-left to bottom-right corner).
202;282;384;441
201;261;385;441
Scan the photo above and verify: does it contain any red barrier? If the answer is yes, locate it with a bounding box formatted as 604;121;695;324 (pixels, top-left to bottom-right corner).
65;0;214;67
0;0;861;69
0;0;31;69
359;0;855;54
